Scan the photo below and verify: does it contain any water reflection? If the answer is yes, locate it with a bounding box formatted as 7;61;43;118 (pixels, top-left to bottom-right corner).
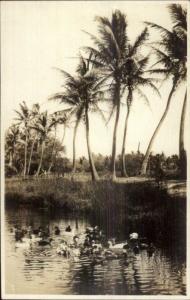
5;208;186;295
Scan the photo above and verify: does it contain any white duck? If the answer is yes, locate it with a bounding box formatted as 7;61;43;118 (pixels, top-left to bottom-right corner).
107;240;128;253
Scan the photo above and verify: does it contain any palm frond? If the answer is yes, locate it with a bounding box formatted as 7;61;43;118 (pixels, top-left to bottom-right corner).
168;4;187;30
82;47;107;67
135;87;152;111
92;103;107;125
129;27;149;56
83;30;113;62
145;21;173;39
106;104;116;125
53;67;76;84
137;77;161;97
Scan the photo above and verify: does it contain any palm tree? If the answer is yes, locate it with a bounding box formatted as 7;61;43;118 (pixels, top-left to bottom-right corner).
119;29;160;177
27;103;40;175
15;101;30;177
30;111;56;176
83;10;129;180
47;111;68;173
179;90;187;178
140;4;187;176
5;124;20;167
50;54;106;181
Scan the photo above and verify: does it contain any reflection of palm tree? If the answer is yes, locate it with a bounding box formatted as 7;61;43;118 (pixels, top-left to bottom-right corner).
140;4;187;176
50;54;105;181
84;10;128;180
15;101;30;177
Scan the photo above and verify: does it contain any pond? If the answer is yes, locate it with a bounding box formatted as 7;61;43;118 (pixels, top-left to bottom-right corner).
4;206;186;296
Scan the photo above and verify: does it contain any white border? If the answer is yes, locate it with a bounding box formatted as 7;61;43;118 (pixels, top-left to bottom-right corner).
1;0;190;299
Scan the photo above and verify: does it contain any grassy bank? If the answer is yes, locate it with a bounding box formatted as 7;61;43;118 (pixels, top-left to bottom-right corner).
5;177;186;252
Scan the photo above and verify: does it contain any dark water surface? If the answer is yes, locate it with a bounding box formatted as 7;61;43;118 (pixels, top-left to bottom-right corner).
5;207;186;295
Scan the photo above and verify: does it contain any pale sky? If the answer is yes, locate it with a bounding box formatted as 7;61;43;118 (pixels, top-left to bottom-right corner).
1;1;188;159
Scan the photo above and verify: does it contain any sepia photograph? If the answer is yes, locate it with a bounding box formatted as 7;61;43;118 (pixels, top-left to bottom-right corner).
1;0;189;298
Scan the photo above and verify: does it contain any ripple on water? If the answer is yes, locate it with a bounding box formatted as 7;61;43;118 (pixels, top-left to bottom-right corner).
4;209;186;295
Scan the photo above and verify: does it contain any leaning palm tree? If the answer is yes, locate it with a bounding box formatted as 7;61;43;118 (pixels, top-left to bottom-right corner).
179;90;187;178
15;101;30;177
30;111;57;176
140;4;187;176
50;54;106;181
179;90;187;160
120;54;160;177
83;10;129;180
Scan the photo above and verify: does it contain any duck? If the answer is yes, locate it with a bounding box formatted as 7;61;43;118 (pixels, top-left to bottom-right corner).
107;240;128;252
22;235;42;243
129;232;139;240
38;238;52;246
54;226;60;235
139;237;149;249
147;243;155;257
56;240;70;257
105;250;118;260
62;227;75;237
133;245;140;255
15;240;32;248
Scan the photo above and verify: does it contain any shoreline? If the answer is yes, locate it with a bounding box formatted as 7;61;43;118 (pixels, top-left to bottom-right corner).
5;176;186;211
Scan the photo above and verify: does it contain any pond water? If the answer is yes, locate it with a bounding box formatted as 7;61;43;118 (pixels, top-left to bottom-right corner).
4;207;186;296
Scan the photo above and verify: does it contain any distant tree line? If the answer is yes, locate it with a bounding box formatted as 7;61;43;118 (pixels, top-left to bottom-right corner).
5;4;187;180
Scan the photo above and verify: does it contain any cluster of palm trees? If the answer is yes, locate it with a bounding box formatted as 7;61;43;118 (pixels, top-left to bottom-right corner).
49;4;187;180
5;102;67;177
5;4;187;181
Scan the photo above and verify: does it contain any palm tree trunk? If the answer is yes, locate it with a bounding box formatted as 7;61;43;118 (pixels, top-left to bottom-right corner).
179;90;187;179
9;152;13;167
179;90;187;159
111;82;121;180
23;133;28;177
53;123;66;170
36;141;45;176
140;82;176;176
27;137;36;175
48;128;57;173
61;123;66;145
121;107;130;177
85;107;99;181
72;120;80;174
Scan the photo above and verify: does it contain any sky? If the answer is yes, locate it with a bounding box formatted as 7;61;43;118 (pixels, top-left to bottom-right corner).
1;0;188;159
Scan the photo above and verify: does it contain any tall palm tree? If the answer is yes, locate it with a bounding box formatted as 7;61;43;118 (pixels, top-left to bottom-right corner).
83;10;129;180
5;124;20;167
30;111;56;176
47;111;68;173
140;4;187;176
120;54;160;177
50;54;106;181
179;90;187;178
27;103;40;175
118;26;160;177
15;101;30;177
179;90;187;160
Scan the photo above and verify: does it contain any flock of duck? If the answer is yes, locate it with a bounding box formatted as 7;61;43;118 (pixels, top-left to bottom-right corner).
11;225;156;263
